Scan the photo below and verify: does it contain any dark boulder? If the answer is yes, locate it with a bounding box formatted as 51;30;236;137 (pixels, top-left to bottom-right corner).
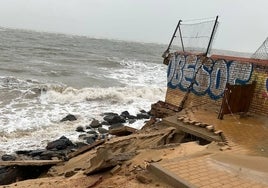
98;127;109;134
75;142;88;148
103;114;126;125
128;119;136;124
109;123;124;130
89;119;101;128
87;130;98;135
86;137;95;145
76;126;85;132
136;112;150;119
15;150;32;155
101;121;109;126
127;115;137;119
40;150;67;160
120;111;136;119
46;136;75;150
60;114;77;122
28;149;46;157
1;154;16;161
120;111;130;118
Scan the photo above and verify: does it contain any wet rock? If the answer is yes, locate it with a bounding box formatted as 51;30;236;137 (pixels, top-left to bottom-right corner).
75;142;88;148
60;114;77;122
28;149;46;157
101;121;109;126
1;154;16;161
109;123;124;130
120;111;136;119
128;119;136;124
103;114;126;125
76;126;85;132
46;136;75;150
120;111;130;118
136;112;150;119
98;127;109;134
86;137;95;145
78;134;88;139
40;150;67;160
87;130;98;135
89;119;102;128
15;150;32;155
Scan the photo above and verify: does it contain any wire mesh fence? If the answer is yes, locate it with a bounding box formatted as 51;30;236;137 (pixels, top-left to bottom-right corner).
164;16;219;57
252;37;268;60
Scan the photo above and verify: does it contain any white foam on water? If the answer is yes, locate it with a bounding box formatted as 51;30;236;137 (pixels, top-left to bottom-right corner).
0;82;166;153
98;59;167;87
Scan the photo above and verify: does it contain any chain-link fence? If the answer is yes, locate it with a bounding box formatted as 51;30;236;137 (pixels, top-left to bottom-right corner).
163;16;219;58
252;37;268;60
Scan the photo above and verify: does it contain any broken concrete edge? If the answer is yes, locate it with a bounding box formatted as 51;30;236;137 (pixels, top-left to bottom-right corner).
67;139;105;159
0;159;63;167
147;163;198;188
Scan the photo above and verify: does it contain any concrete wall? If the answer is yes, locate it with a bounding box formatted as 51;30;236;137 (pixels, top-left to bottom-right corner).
165;52;268;115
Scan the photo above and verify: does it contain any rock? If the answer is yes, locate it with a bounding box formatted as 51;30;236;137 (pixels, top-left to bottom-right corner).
136;113;150;119
120;111;136;120
140;109;147;113
120;111;130;118
102;112;118;116
64;170;76;178
87;130;98;135
75;142;88;148
128;119;136;124
76;126;85;132
89;119;101;128
46;136;74;150
109;123;124;130
78;134;88;139
60;114;77;122
136;174;152;184
28;149;46;157
15;150;32;155
86;137;95;145
40;150;67;160
98;127;109;134
1;154;16;161
101;121;109;126
103;114;126;125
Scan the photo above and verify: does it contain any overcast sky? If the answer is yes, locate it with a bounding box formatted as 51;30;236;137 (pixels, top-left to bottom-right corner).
0;0;267;53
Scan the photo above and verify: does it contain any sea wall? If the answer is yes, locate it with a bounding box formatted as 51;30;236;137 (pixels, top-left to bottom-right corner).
165;52;268;115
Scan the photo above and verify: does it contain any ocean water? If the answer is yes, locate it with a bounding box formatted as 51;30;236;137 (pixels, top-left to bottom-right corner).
0;28;167;153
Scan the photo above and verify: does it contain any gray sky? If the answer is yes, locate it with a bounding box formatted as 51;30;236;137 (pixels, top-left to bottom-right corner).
0;0;267;53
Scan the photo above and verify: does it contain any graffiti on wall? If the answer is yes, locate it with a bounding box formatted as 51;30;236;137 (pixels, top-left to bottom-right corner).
262;77;268;101
167;53;253;99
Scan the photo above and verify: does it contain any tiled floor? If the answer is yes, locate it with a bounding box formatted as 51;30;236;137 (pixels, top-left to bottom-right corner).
150;106;268;187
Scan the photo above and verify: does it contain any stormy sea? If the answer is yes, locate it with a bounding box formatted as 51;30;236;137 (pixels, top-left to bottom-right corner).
0;27;167;154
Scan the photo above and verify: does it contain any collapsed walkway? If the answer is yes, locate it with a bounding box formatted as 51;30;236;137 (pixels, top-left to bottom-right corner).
148;104;268;187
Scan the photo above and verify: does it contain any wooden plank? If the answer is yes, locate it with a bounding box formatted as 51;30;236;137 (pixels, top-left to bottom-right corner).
0;160;63;166
67;140;105;159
